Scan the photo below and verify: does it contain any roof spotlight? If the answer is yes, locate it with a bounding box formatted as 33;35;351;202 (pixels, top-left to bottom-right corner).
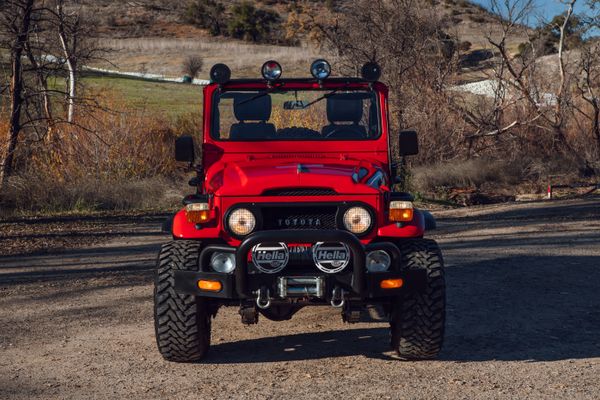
310;59;331;80
210;63;231;84
261;60;282;81
361;62;382;82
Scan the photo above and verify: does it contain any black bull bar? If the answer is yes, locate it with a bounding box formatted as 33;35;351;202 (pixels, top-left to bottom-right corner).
174;229;427;299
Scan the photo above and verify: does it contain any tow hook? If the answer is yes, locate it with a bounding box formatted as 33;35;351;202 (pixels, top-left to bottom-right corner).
255;287;271;309
330;286;346;308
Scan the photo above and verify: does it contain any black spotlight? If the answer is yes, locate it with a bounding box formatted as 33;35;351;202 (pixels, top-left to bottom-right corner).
361;62;381;82
210;63;231;84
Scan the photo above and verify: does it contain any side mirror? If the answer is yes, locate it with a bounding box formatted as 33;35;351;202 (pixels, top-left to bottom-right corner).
398;130;418;156
175;135;195;163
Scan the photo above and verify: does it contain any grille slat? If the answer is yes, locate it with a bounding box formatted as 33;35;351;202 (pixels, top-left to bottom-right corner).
260;206;337;230
262;188;337;196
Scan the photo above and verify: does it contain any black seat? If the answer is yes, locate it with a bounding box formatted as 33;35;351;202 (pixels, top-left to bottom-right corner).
229;94;276;140
321;96;367;139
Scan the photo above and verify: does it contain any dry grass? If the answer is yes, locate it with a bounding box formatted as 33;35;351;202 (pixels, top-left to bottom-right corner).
1;175;182;214
412;156;584;196
0;91;191;214
413;159;521;192
99;37;321;78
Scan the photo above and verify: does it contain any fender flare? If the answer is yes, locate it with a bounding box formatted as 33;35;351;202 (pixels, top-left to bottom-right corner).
421;210;437;231
161;214;175;233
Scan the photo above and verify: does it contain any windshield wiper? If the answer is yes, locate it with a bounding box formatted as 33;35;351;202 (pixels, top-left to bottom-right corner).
238;82;286;106
301;84;353;109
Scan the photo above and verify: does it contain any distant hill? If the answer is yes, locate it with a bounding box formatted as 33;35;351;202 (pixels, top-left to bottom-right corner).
72;0;527;79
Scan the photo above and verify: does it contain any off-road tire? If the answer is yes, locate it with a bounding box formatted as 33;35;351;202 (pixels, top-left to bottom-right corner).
154;240;211;362
390;239;445;360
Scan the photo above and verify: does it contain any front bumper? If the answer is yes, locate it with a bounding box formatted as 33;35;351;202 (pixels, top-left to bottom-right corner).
173;229;426;300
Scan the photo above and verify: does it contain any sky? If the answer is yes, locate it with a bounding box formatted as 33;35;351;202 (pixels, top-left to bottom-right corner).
471;0;596;26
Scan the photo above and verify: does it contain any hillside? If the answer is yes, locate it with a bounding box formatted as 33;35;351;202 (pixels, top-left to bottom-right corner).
75;0;528;80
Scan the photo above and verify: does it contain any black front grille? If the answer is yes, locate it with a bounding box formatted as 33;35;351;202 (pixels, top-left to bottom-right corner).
262;188;337;196
260;205;338;230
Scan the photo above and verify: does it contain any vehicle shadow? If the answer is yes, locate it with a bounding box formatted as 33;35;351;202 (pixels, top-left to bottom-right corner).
206;327;394;363
0;243;160;284
207;253;600;364
441;254;600;362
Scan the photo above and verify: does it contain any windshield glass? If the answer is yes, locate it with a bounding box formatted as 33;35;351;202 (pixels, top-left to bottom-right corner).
211;89;380;141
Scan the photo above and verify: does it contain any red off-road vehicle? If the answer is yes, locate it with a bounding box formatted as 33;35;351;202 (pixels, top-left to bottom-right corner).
154;60;445;362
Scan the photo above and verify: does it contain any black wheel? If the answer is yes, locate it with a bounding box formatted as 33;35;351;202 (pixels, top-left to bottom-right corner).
154;240;211;362
390;239;445;360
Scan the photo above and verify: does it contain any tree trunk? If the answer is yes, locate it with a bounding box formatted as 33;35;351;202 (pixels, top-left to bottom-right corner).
593;102;600;161
24;42;54;133
57;1;77;123
65;58;76;123
554;0;577;153
0;0;34;190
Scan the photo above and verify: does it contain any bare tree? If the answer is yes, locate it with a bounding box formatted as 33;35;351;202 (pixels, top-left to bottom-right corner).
313;0;465;168
577;45;600;157
0;0;108;191
56;0;78;123
484;0;580;155
0;0;35;188
53;0;101;123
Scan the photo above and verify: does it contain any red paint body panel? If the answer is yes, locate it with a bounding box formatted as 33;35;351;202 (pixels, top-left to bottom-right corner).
171;79;425;243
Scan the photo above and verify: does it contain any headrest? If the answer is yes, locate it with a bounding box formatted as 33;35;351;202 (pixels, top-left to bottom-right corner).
233;93;272;121
326;95;363;123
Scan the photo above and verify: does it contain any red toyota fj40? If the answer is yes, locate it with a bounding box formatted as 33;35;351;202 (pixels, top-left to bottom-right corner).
154;60;445;362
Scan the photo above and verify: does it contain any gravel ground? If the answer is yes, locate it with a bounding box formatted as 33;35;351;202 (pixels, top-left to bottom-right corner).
0;213;169;257
0;197;599;399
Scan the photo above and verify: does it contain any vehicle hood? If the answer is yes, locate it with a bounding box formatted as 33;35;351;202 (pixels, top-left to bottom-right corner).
205;159;387;196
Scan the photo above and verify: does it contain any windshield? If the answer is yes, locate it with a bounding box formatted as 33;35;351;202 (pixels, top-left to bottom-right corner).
211;89;381;141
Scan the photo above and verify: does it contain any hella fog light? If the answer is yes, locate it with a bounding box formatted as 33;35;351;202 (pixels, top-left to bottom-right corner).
261;60;282;81
185;202;210;223
228;208;256;236
310;59;331;80
343;206;372;234
389;201;414;222
366;250;391;272
210;252;236;274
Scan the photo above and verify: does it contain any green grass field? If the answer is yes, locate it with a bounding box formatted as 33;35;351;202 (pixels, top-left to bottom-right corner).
48;74;204;117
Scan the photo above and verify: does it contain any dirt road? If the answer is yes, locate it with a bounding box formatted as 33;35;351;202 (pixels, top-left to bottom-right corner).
1;198;599;399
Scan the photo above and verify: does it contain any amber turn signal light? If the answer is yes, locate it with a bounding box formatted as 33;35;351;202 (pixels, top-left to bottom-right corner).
185;203;210;224
389;201;414;222
380;279;404;289
197;280;222;292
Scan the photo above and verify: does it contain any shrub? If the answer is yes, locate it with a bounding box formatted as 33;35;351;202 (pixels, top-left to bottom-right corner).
227;2;280;43
0;91;193;214
1;174;180;213
182;55;203;78
185;0;226;36
469;14;486;23
411;156;587;196
412;158;527;193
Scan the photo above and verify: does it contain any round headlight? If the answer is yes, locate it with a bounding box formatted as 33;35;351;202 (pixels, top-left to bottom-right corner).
343;207;372;234
228;208;256;236
210;252;236;274
261;60;282;81
310;59;331;80
366;250;391;272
